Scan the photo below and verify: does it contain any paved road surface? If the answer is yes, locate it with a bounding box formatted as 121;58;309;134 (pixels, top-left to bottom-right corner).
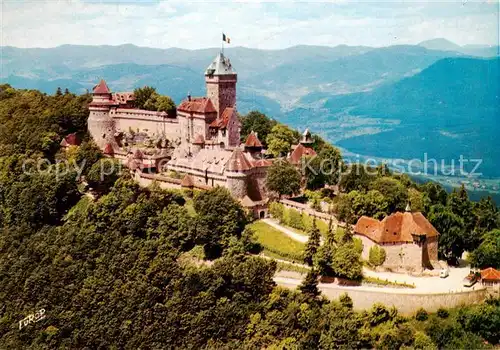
259;219;475;294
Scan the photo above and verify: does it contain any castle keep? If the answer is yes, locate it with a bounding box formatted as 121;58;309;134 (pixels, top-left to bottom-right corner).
88;52;271;216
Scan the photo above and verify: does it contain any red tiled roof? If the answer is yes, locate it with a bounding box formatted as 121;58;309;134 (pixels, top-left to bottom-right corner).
178;97;216;114
210;107;234;129
245;131;263;148
481;267;500;281
289;143;317;164
113;92;134;104
252;158;273;168
181;174;195;188
60;133;81;147
354;211;440;244
192;134;205;145
226;149;253;172
103;143;114;155
93;80;111;94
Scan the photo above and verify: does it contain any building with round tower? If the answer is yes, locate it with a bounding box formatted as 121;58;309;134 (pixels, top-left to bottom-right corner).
86;51;279;217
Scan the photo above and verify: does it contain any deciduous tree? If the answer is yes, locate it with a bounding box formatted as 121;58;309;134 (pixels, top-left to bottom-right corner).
266;124;297;157
265;159;301;198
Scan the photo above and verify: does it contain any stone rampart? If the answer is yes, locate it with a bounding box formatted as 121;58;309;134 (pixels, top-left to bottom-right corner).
276;278;488;314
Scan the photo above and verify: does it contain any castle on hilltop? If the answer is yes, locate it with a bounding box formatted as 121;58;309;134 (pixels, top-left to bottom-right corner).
88;52;240;152
88;52;299;217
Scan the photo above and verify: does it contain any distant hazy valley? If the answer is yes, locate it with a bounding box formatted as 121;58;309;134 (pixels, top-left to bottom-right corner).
2;39;499;195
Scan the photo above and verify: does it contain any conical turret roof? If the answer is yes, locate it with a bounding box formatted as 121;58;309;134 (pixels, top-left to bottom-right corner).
93;79;111;94
226;149;253;172
245;131;263;148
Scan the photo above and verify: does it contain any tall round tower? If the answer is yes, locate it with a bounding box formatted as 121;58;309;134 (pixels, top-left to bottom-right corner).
224;149;253;198
88;79;118;150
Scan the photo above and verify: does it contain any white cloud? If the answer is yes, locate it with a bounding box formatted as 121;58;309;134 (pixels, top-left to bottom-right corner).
1;0;497;49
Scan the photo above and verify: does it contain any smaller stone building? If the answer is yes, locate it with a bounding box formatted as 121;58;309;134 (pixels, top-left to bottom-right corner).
354;209;440;272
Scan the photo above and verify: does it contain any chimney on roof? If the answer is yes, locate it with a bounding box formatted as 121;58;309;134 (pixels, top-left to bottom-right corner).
187;93;191;101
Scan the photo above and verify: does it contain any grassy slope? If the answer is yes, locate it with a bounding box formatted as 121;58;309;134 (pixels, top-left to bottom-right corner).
249;221;305;262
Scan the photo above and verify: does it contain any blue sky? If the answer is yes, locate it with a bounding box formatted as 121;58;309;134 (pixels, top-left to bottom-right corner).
1;0;498;49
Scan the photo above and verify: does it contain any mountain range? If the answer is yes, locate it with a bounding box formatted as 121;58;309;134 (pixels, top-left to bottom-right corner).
1;40;499;180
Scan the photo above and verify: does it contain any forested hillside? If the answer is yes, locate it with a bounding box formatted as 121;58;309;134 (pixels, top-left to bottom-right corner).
0;86;499;348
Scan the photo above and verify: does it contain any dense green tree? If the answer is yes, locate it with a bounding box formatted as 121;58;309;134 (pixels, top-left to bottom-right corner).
339;163;374;192
316;235;336;277
369;176;408;213
428;204;466;263
298;269;321;299
1;165;80;228
268;201;285;222
240;110;277;147
155;95;176;112
74;140;103;176
457;301;500;344
304;218;321;266
369;245;386;266
302;143;343;190
0;87;90;158
408;187;427;213
413;331;437;349
319;300;362;349
133;86;157;109
86;158;123;194
302;154;325;190
332;240;363;280
473;197;500;236
265;159;301;198
193;187;248;258
420;181;448;206
448;185;475;231
469;229;500;268
336;190;389;224
318;143;343;186
266;124;297;157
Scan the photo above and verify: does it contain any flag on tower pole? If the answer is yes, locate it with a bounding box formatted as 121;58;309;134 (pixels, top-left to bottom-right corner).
222;33;230;44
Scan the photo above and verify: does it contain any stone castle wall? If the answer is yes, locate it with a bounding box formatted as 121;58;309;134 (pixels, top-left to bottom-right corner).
111;108;180;141
382;242;423;271
354;234;424;271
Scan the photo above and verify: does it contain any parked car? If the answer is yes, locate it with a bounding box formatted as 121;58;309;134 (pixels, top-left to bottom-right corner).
439;269;449;278
463;273;479;287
